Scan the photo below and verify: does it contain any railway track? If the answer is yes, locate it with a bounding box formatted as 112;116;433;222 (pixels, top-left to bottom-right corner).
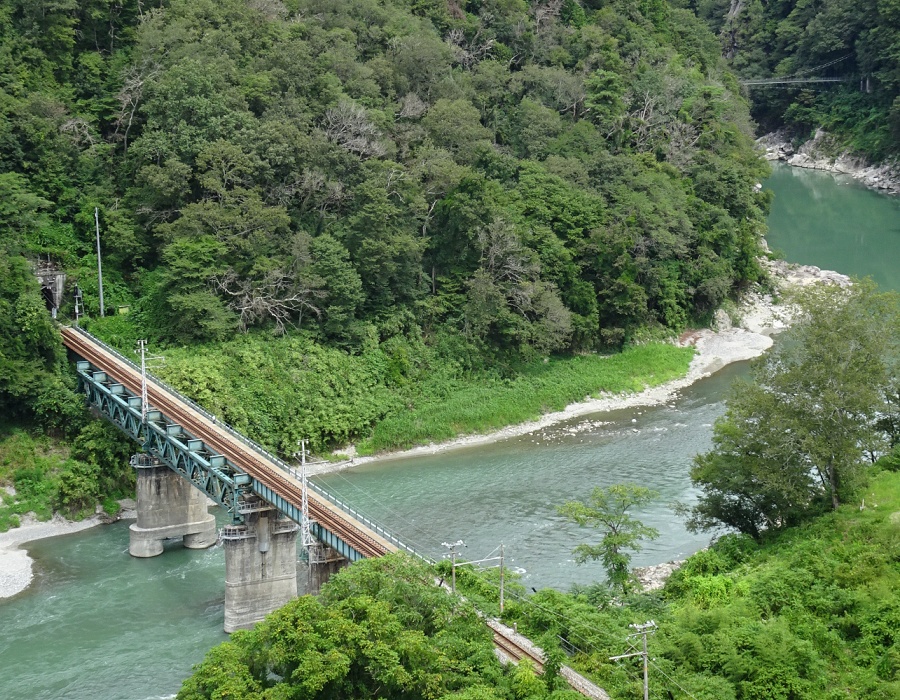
491;629;545;671
60;326;395;559
487;620;611;699
61;327;612;700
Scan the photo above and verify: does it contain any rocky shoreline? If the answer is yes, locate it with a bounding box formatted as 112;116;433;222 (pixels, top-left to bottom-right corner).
758;129;900;195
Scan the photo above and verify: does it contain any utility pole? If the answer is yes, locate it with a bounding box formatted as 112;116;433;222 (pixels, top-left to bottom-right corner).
95;207;105;317
298;439;315;550
441;540;465;593
609;621;657;700
443;543;505;609
135;340;163;429
138;339;148;424
499;543;505;613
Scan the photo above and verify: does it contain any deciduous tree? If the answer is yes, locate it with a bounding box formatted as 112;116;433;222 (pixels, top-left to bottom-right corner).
687;281;900;538
558;483;660;594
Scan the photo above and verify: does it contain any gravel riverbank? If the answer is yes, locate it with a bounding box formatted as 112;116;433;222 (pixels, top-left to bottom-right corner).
320;258;849;475
0;259;848;599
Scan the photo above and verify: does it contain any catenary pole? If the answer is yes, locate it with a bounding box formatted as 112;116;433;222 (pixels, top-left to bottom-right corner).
609;621;656;700
499;543;505;613
95;208;105;317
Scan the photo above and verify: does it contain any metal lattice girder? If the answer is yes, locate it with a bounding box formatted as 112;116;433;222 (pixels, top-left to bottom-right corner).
75;362;248;523
252;480;364;562
73;356;369;558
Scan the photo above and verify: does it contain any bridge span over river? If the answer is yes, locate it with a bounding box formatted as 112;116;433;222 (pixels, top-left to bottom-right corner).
61;326;610;699
61;325;413;628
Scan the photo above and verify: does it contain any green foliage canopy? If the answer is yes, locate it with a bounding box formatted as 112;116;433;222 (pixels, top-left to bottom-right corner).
687;281;900;538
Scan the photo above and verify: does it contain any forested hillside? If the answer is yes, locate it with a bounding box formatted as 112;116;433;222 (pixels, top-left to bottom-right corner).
689;0;900;157
3;0;767;354
1;0;769;503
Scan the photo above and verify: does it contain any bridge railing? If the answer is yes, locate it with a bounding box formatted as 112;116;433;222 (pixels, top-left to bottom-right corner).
67;325;426;560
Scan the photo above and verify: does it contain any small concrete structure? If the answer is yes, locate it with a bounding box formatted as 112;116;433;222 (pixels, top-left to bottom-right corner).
305;543;349;595
222;509;299;633
33;259;66;319
129;455;217;558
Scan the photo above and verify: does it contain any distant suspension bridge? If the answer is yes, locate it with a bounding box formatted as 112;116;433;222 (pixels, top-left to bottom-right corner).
738;54;868;89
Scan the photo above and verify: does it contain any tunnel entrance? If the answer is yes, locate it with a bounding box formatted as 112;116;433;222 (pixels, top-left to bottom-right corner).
33;260;66;319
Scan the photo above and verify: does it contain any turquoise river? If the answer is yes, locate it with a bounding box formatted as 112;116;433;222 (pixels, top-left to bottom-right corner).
0;164;898;700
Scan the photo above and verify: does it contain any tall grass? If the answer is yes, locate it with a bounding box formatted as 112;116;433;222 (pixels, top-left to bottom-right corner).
359;344;693;453
90;319;694;458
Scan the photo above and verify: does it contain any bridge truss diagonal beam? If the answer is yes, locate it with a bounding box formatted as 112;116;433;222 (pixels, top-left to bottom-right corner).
75;360;249;521
63;326;414;562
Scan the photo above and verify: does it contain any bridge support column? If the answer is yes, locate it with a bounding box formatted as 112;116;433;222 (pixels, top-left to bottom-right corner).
305;544;349;595
129;455;217;558
223;512;299;633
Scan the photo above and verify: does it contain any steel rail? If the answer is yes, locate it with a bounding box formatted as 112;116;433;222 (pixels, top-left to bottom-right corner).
64;327;421;557
492;631;546;671
60;327;395;559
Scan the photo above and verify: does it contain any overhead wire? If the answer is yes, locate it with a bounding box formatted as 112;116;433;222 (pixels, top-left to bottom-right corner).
316;467;516;556
312;470;450;553
649;660;701;700
460;569;679;699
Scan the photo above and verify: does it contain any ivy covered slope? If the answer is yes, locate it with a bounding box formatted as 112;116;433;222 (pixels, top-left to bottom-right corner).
2;0;767;456
689;0;900;158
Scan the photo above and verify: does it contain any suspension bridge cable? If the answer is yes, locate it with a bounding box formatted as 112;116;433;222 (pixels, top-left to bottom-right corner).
793;53;853;77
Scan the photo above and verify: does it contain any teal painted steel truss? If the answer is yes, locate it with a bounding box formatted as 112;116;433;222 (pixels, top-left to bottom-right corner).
75;360;251;524
70;337;420;563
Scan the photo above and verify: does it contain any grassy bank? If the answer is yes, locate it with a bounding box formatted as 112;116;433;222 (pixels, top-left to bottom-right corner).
0;423;134;531
359;344;694;453
86;322;693;457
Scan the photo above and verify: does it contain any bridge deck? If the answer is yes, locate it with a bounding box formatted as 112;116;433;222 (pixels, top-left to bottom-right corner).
60;326;397;559
60;326;613;700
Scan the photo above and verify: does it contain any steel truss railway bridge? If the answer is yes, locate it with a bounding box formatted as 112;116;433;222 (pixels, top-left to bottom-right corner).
61;326;609;698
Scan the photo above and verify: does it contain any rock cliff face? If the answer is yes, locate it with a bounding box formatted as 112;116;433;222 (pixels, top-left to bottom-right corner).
758;130;900;195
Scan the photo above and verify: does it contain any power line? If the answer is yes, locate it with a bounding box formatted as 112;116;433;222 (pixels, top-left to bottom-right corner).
650;660;701;700
610;622;657;700
314;473;449;553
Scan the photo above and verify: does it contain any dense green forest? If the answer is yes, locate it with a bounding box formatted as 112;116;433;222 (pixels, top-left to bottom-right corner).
1;0;771;495
687;0;900;157
1;0;769;356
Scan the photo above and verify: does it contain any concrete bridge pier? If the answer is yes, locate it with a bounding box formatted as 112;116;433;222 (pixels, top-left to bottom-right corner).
223;511;299;633
129;455;217;558
305;543;349;595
